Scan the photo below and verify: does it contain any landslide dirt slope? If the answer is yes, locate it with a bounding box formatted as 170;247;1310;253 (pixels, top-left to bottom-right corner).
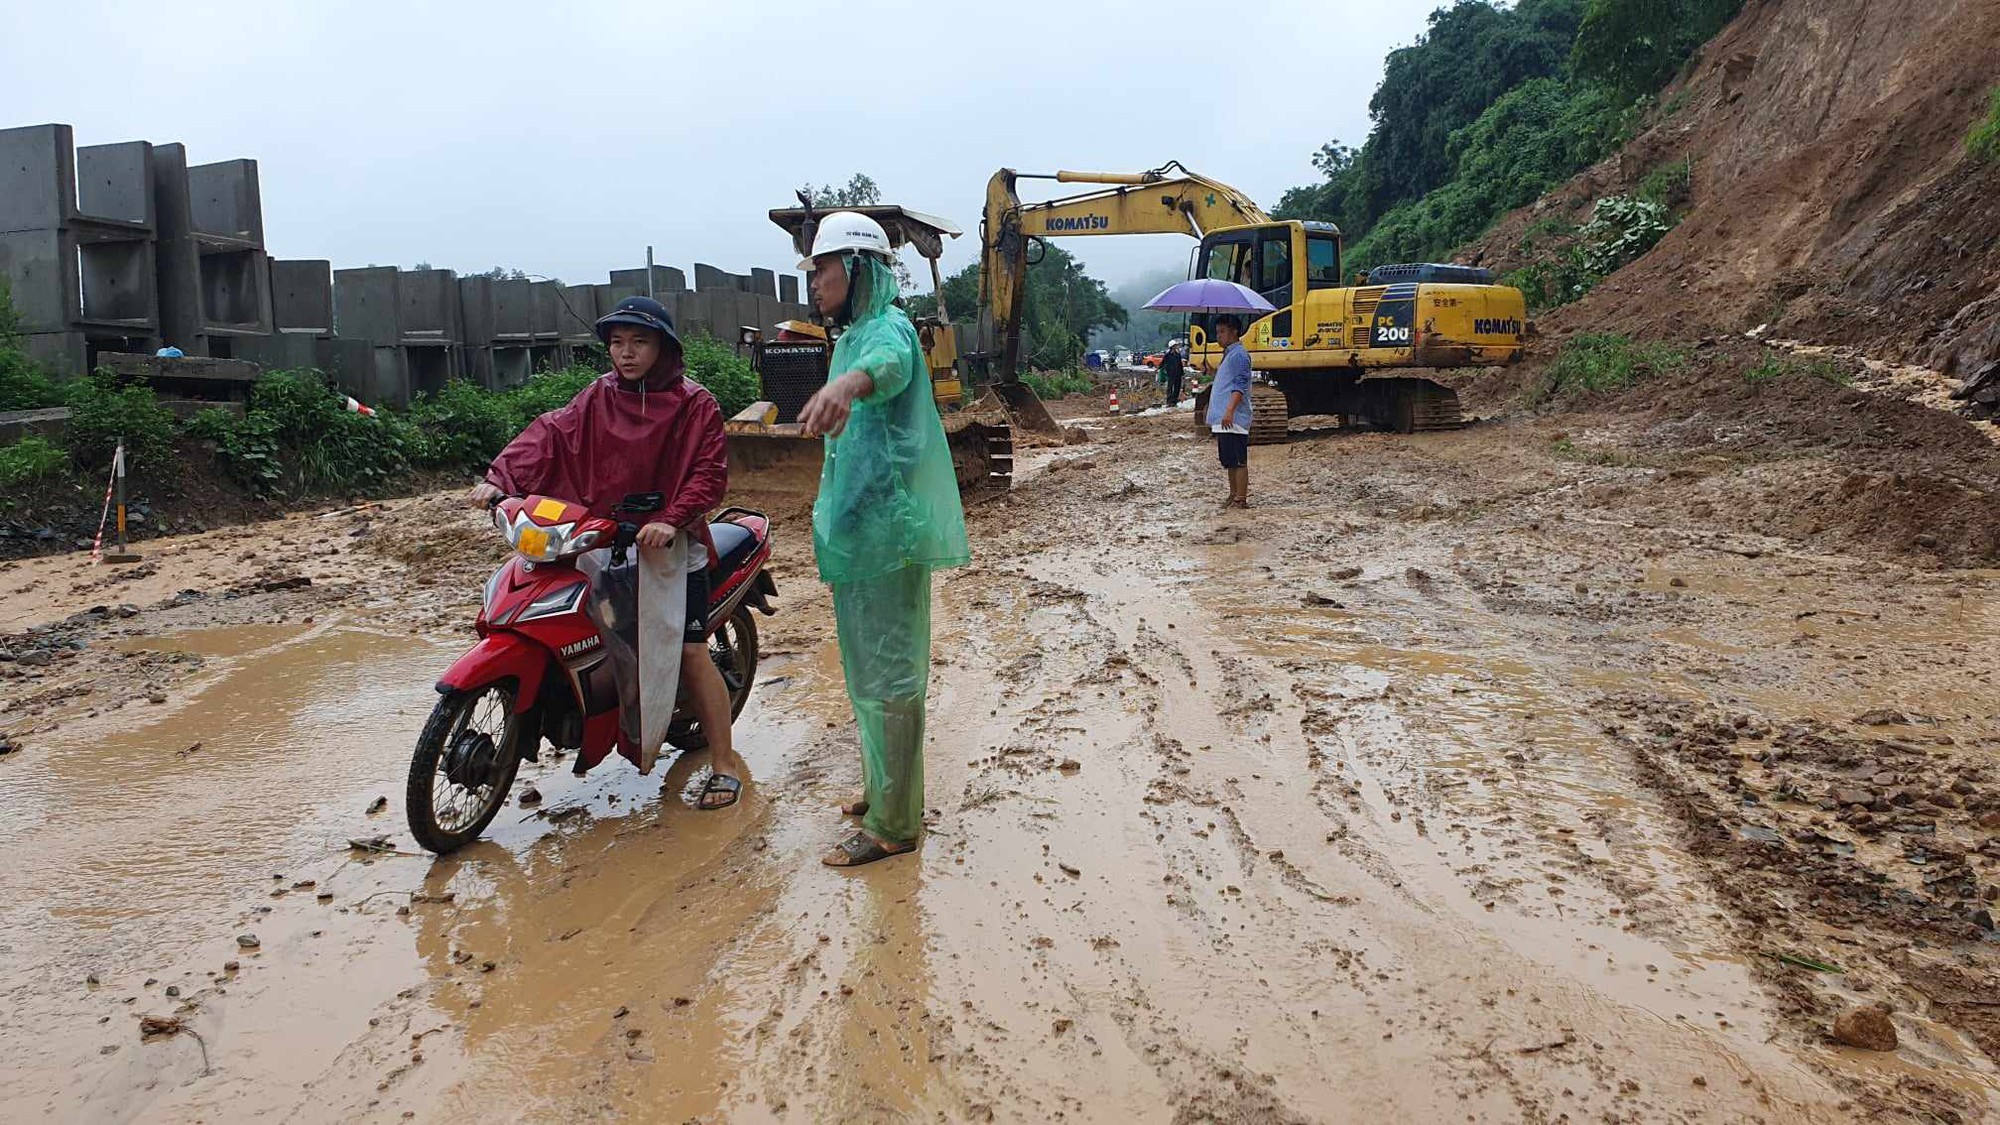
1472;0;2000;377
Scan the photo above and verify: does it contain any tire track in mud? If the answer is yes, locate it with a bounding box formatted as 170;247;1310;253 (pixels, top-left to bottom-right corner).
886;428;1878;1123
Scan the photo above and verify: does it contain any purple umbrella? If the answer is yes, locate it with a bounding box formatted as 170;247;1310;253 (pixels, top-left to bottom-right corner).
1142;278;1276;314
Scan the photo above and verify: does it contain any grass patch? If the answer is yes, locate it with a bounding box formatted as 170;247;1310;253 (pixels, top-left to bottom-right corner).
1743;353;1853;387
1969;85;2000;163
0;435;68;488
1542;333;1690;396
1638;156;1695;209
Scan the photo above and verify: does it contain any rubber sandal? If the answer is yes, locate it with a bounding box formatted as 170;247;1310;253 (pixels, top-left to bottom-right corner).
696;773;741;811
822;831;915;868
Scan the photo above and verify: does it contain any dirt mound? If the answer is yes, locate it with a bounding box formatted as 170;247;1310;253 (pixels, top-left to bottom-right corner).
1527;340;2000;565
1470;0;2000;376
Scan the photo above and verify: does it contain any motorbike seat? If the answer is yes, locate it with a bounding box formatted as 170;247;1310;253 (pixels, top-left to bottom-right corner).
706;521;757;579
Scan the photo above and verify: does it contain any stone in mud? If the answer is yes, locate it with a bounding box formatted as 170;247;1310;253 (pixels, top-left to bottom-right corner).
146;692;166;705
1832;788;1872;809
1832;1004;1897;1051
518;787;542;807
366;796;387;814
1853;708;1908;726
1303;592;1344;607
1330;566;1363;581
237;934;261;949
0;736;15;756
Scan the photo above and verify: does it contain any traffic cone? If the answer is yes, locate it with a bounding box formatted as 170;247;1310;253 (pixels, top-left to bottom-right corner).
1108;389;1121;415
343;394;376;418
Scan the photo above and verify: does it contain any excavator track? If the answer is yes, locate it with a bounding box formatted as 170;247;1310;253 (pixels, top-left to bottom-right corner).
1248;383;1291;445
1398;380;1467;433
944;411;1014;496
1190;383;1293;445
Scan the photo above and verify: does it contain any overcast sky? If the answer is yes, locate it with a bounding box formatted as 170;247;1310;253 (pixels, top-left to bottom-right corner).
3;0;1437;297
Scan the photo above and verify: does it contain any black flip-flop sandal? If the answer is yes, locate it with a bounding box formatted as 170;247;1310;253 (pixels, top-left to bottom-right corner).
696;773;741;811
822;831;915;868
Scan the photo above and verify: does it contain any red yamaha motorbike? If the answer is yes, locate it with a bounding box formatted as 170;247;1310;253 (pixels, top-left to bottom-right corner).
406;493;776;854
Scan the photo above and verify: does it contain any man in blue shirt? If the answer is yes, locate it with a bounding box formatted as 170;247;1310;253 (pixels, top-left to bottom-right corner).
1203;314;1253;509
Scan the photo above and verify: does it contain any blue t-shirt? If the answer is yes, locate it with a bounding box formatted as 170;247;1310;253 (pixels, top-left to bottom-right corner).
1205;343;1252;431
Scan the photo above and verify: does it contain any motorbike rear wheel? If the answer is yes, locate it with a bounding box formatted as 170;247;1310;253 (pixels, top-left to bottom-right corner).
406;685;523;855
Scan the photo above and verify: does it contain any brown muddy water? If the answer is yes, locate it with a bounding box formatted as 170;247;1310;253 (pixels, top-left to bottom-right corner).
2;416;1997;1122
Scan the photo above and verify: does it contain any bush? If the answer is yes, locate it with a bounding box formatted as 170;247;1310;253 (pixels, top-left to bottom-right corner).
1022;369;1094;401
0;436;68;488
196;370;424;496
62;368;177;472
1638;156;1695;209
680;336;760;418
1577;195;1674;276
0;347;64;412
1969;85;2000;163
1542;333;1688;396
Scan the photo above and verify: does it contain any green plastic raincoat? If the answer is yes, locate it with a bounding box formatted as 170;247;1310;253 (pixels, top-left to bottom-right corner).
814;255;969;846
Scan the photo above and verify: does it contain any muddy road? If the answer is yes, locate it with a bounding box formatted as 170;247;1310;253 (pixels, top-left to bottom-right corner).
2;401;1997;1123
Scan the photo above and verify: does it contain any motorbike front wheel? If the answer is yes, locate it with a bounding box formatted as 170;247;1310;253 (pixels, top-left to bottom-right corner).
406;685;524;855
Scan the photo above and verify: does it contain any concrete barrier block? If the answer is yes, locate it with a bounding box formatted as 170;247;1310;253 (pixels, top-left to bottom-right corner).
271;259;332;333
334;267;401;344
0;124;75;234
187;159;264;244
0;228;78;330
75;141;155;227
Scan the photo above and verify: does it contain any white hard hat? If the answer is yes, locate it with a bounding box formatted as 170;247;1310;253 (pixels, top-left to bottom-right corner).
799;211;893;271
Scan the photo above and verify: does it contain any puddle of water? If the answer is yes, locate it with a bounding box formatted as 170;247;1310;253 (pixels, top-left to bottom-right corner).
111;621;314;659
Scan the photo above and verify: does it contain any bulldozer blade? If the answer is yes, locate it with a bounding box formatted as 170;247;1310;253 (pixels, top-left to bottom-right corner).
725;426;824;496
987;381;1062;435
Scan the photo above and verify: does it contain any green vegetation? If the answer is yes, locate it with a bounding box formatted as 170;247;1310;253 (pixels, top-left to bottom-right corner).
1969;85;2000;162
1541;333;1688;396
1022;369;1095;401
0;436;67;488
0;272;763;505
1275;0;1741;273
0;280;66;412
938;244;1126;371
1743;353;1852;387
61;368;179;471
192;333;762;497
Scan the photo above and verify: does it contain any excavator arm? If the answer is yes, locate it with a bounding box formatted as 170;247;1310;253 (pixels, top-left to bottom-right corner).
980;162;1271;381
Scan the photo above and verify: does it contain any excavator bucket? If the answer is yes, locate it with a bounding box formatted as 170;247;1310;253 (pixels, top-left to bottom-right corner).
986;381;1061;435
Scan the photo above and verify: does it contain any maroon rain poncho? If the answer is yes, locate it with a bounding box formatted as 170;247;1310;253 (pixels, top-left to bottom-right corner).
484;357;726;565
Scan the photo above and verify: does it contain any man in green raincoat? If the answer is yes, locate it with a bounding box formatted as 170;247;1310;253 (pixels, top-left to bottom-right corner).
796;212;970;867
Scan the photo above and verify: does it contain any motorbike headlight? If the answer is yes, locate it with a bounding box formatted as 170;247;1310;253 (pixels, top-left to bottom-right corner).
503;513;603;563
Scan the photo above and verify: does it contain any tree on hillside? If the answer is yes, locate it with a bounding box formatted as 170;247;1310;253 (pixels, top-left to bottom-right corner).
1571;0;1742;102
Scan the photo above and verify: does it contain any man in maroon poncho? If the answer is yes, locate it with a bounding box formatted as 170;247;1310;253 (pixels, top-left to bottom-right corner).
468;297;745;810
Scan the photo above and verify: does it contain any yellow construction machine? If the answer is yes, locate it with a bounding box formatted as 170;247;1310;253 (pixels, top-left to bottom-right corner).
980;161;1529;439
727;203;1014;498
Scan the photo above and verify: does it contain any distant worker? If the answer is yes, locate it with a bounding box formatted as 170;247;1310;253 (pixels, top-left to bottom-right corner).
1205;314;1252;509
795;212;970;868
155;345;185;358
1158;341;1186;405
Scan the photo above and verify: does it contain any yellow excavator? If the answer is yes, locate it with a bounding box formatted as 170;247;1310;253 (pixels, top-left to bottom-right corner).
978;161;1529;438
728;203;1015;497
